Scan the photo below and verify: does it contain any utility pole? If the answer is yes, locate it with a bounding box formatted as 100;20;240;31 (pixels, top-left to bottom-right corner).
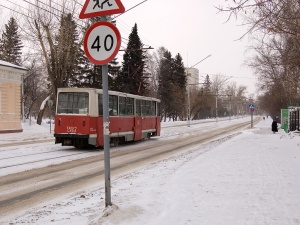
22;74;26;123
215;89;218;122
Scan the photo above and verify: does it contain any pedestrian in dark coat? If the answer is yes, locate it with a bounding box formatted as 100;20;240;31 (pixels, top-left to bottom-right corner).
272;120;278;133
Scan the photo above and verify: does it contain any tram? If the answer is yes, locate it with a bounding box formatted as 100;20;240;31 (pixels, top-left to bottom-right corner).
54;88;161;148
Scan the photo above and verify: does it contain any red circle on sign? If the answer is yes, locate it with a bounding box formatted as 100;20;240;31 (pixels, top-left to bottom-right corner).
84;21;121;65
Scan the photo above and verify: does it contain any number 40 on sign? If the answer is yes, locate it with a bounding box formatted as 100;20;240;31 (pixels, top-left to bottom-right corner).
84;21;121;65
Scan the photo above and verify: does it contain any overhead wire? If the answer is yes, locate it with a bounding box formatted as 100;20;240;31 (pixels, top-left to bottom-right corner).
2;0;152;48
5;0;29;12
22;0;61;19
0;3;34;19
113;0;148;19
1;0;156;66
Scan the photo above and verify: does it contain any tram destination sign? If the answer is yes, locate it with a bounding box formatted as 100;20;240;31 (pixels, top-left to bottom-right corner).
83;21;121;65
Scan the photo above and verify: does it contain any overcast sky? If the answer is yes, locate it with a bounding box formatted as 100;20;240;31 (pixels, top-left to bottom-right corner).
117;0;257;95
0;0;257;95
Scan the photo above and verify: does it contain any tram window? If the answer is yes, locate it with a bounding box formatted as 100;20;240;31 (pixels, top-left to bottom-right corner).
136;99;141;116
109;95;118;116
140;100;145;116
98;94;103;116
156;102;160;116
119;96;126;116
152;101;156;116
57;92;89;114
145;100;151;116
126;98;134;116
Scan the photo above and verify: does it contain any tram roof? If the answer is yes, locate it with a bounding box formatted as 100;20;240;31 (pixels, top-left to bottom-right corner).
57;88;160;102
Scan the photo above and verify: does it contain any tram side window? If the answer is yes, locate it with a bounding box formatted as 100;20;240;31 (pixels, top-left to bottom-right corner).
109;95;118;116
156;102;161;116
126;98;134;116
136;100;153;116
119;96;126;116
140;100;152;116
146;100;152;116
136;99;141;116
140;100;146;116
152;101;156;116
57;92;89;114
98;94;103;116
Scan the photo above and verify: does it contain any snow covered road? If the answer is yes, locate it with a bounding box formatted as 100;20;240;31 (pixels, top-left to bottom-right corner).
2;116;299;225
0;117;253;221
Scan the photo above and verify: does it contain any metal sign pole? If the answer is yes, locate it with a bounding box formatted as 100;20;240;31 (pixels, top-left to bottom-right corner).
251;110;253;128
80;1;124;207
101;16;112;207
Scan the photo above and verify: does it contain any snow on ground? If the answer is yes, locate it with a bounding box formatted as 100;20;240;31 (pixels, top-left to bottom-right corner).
0;120;54;144
1;117;300;225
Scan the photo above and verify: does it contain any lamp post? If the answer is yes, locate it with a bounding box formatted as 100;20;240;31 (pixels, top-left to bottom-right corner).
162;54;212;126
186;82;208;126
215;76;233;122
186;54;212;126
21;74;26;123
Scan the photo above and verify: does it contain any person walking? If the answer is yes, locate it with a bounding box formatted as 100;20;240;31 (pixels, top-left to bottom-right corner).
272;120;278;133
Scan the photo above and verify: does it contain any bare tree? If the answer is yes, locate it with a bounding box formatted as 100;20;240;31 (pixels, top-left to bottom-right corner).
218;1;300;116
19;0;84;124
217;0;300;37
23;60;48;119
224;82;247;116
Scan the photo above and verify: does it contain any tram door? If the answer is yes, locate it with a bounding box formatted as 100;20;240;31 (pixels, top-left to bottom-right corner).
134;117;142;140
134;99;143;140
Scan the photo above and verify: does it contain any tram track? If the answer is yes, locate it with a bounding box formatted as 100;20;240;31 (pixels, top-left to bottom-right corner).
0;138;54;148
0;148;77;161
0;150;96;170
0;118;260;218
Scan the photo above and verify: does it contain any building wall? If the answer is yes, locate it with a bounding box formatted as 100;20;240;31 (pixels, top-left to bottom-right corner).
186;68;199;85
0;65;24;133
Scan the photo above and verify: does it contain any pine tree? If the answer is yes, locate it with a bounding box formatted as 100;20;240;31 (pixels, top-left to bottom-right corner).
158;50;173;120
115;23;148;95
0;17;23;65
172;53;186;88
171;53;186;120
157;50;187;120
203;74;211;93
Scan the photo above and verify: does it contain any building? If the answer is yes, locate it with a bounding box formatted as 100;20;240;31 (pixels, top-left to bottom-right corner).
0;60;27;133
186;67;199;86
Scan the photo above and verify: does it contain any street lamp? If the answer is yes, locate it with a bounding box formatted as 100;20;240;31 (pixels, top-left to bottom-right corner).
161;54;212;126
186;82;207;126
215;76;233;122
186;54;212;126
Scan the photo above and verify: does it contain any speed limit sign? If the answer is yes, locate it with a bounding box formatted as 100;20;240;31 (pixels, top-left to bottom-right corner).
84;21;121;65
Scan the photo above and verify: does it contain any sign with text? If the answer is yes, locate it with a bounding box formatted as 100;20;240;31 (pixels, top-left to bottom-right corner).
84;21;121;65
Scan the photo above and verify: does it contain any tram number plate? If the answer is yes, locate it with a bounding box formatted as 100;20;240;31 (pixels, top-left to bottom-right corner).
67;126;77;133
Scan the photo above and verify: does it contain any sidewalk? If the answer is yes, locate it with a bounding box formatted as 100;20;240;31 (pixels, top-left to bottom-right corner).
91;118;300;225
0;121;53;145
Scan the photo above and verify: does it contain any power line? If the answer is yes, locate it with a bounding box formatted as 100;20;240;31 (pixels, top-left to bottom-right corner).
1;0;157;64
2;0;153;49
5;0;28;12
113;0;148;19
0;3;33;19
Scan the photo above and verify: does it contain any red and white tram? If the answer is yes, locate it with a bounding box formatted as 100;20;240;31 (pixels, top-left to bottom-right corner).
54;88;161;148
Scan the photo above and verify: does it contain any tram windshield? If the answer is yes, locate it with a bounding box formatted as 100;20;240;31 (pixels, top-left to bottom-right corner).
57;92;89;114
